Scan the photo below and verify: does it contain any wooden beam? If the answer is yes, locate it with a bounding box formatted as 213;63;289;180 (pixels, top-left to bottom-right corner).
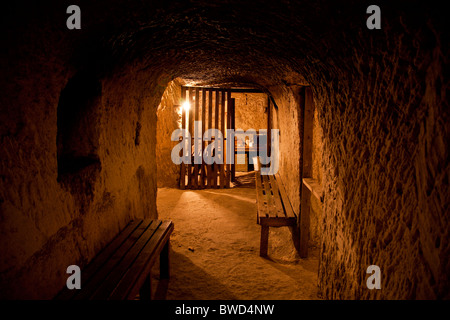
299;87;314;258
180;87;186;189
183;87;264;94
300;185;311;258
260;226;269;257
230;98;236;182
302;88;314;178
187;88;194;189
220;90;226;188
226;90;231;188
159;241;170;279
192;88;200;189
207;90;213;188
200;88;206;189
213;89;219;188
302;178;323;203
267;95;271;157
259;217;297;227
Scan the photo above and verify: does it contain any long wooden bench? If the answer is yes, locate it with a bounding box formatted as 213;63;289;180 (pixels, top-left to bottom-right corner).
55;219;174;300
255;170;297;256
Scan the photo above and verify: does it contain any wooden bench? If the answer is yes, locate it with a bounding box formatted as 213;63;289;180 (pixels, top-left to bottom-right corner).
55;219;174;300
255;170;297;256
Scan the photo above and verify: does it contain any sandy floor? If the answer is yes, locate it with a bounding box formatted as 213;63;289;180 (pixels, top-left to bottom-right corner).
152;172;320;300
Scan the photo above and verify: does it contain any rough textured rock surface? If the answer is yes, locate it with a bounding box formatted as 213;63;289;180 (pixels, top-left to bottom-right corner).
156;80;183;188
0;0;448;299
233;93;267;131
0;58;162;298
271;87;302;220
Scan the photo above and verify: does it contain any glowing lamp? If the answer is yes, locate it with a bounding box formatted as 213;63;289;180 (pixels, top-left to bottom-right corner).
182;101;190;111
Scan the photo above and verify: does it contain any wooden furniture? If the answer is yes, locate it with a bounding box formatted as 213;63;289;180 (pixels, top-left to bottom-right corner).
255;170;297;257
302;178;323;203
300;177;323;257
55;219;174;300
179;87;235;189
299;86;321;258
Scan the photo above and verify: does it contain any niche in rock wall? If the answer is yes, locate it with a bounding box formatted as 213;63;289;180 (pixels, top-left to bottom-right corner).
56;72;102;209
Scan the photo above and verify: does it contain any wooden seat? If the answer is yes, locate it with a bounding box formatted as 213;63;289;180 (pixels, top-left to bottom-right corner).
55;219;174;300
255;170;297;256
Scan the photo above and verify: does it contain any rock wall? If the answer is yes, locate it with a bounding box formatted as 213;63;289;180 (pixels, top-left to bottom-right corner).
271;87;302;218
233;93;267;131
271;85;323;247
156;80;183;188
314;25;448;299
0;9;165;296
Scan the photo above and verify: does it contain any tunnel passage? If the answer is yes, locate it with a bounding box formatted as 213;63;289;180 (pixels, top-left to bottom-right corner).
0;1;448;299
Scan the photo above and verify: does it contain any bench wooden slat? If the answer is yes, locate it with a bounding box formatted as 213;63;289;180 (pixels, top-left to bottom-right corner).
55;219;143;300
55;218;173;300
89;220;162;299
110;220;174;300
276;173;296;219
261;173;276;218
268;174;285;218
259;216;297;227
255;171;269;220
73;220;155;300
255;163;298;256
302;177;323;202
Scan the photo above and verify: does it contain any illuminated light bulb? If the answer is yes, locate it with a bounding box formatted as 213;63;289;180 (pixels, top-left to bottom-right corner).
182;101;190;111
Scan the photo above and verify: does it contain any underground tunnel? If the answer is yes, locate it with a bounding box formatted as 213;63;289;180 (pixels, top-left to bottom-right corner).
0;0;448;300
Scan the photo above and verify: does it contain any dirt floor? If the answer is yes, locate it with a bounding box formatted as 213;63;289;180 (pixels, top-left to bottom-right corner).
151;172;320;300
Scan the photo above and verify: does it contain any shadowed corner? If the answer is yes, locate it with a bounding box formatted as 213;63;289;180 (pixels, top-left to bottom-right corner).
151;250;238;300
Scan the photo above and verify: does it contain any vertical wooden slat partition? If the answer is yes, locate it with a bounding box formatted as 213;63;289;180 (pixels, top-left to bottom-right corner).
207;90;213;187
180;89;186;190
200;88;206;189
229;98;236;182
220;90;226;188
179;86;235;189
187;88;194;189
214;89;219;188
226;91;232;188
299;87;314;258
193;88;200;189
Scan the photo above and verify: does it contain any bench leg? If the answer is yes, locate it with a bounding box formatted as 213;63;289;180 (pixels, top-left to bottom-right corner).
160;241;170;279
140;274;152;300
260;225;269;257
